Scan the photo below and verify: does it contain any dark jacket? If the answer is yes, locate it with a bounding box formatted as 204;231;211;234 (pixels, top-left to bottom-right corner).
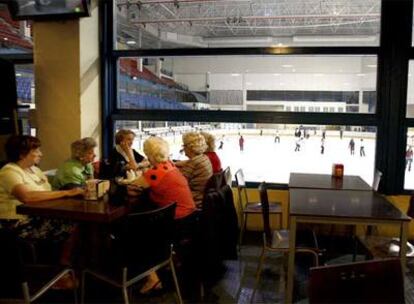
200;183;239;279
108;148;144;177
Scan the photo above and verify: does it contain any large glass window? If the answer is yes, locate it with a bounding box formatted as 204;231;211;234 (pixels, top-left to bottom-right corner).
15;64;35;135
0;4;33;54
115;120;376;185
114;0;381;49
117;56;377;113
405;128;414;189
407;61;414;117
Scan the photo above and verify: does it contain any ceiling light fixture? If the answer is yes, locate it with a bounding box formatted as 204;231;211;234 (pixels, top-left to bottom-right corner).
293;35;378;42
126;40;136;45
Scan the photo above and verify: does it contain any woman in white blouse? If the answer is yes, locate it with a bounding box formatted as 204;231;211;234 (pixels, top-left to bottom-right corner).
0;135;83;268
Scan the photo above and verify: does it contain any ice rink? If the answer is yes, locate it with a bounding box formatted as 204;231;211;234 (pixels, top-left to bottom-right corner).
132;129;414;189
168;133;377;186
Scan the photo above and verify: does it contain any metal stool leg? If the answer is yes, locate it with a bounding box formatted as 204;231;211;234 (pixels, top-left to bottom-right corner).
239;213;248;247
251;247;266;303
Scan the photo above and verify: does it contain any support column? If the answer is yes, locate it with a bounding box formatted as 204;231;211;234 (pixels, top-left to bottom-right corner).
33;0;100;170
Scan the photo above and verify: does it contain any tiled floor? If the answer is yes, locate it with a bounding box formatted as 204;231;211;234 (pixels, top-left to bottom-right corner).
39;232;414;303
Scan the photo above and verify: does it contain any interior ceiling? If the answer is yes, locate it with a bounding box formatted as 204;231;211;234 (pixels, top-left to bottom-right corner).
115;0;381;48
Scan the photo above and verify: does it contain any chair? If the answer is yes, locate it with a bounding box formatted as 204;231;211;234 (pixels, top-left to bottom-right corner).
372;169;383;192
308;258;404;303
0;229;77;304
252;182;320;301
204;170;227;192
81;203;183;304
235;169;283;245
357;194;414;260
362;169;383;237
223;166;232;187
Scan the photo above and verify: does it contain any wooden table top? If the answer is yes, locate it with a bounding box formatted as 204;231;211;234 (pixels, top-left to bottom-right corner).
289;188;410;222
289;173;372;191
16;197;128;223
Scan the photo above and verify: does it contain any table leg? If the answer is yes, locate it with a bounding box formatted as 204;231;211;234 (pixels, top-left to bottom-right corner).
286;216;297;304
400;222;408;272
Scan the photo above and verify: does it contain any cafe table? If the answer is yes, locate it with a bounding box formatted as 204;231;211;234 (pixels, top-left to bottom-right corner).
16;196;132;267
16;196;128;223
289;172;372;191
285;188;411;304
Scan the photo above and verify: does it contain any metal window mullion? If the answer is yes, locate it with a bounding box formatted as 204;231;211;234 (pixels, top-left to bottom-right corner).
375;0;413;194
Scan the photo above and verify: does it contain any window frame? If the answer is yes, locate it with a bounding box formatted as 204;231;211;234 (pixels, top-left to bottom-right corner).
102;0;413;194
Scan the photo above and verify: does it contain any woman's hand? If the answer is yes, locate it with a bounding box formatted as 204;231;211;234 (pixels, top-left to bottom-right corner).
174;160;187;168
65;187;85;197
138;159;151;169
120;140;133;156
127;184;142;196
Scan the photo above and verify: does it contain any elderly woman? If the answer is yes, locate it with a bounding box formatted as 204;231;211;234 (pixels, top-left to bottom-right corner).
200;132;222;174
53;137;97;190
128;136;196;293
0;135;83;268
175;132;213;207
109;129;146;177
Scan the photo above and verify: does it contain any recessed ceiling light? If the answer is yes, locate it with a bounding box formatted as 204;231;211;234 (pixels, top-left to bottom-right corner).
16;73;22;77
132;76;138;80
3;37;8;41
273;73;280;76
126;40;136;45
367;64;377;68
231;73;240;76
282;64;293;68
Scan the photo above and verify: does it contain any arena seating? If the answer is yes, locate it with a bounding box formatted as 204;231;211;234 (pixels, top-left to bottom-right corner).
16;76;32;101
0;8;33;51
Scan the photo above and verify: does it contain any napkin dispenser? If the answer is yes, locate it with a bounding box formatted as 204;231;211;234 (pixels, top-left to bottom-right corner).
332;164;344;178
85;179;110;200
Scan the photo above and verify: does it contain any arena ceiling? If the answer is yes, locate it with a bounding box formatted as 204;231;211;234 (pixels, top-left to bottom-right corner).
115;0;382;48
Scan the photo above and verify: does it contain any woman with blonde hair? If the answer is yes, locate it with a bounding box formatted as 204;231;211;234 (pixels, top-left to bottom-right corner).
127;136;196;293
175;132;213;207
200;132;222;173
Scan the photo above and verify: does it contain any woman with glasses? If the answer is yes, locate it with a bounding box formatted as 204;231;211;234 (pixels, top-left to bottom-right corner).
175;132;213;207
0;135;83;273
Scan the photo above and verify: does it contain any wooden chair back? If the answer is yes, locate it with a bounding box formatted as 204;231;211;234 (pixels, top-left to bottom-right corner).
309;258;404;303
